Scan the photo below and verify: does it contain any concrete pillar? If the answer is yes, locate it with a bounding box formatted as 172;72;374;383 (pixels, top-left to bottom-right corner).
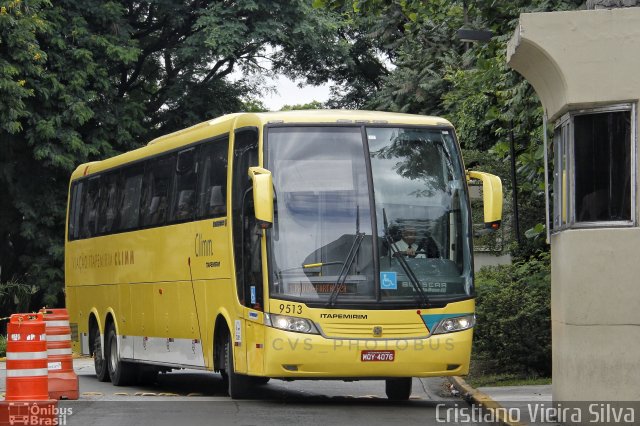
507;8;640;401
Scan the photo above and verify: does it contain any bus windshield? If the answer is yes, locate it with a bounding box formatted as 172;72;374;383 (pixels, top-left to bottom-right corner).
266;126;472;306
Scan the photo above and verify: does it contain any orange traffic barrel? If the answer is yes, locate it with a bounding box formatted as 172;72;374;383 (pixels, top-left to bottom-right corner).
5;313;49;401
40;308;79;400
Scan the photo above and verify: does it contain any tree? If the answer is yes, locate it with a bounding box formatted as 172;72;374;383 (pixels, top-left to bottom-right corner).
317;0;583;258
279;0;393;109
280;100;324;110
0;0;364;307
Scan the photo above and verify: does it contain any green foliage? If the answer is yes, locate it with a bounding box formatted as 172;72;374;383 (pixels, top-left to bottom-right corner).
466;372;552;388
473;252;551;376
0;278;35;335
316;0;582;258
280;100;325;111
241;99;269;113
0;278;34;313
0;335;5;357
0;0;49;132
0;0;585;307
0;0;363;306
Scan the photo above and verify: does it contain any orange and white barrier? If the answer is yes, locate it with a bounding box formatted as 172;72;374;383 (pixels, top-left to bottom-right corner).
5;313;49;401
40;308;79;400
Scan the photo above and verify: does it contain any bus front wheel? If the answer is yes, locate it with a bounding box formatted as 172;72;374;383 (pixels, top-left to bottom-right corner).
106;324;136;386
93;332;110;382
385;378;412;401
223;334;253;399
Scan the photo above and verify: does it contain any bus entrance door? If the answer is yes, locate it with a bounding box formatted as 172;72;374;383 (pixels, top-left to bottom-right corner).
231;127;265;376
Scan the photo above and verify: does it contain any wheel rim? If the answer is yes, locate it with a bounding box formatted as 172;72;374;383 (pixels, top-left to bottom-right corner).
109;335;118;373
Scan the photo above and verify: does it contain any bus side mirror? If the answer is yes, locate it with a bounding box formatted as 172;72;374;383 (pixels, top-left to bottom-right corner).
466;170;503;230
248;167;274;229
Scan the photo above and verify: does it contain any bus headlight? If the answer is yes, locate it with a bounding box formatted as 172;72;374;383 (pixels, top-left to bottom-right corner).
264;313;319;334
432;314;475;335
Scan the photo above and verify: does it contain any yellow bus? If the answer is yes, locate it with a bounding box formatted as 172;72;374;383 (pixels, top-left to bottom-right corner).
65;110;502;400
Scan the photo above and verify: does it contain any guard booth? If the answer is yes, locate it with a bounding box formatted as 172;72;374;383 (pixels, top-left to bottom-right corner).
507;6;640;401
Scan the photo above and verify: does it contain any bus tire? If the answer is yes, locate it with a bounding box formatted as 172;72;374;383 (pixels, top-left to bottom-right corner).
93;332;110;382
385;378;412;401
224;334;252;399
106;324;136;386
253;377;270;385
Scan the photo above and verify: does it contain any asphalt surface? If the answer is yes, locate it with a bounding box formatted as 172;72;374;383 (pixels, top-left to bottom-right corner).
1;358;491;425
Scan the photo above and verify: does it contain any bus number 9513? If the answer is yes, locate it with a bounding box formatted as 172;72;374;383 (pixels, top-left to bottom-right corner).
279;304;303;315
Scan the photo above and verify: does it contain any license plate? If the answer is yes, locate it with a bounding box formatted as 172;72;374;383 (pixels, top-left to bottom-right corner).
360;350;395;362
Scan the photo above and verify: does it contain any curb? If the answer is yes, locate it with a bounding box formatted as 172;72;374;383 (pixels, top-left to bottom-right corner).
449;376;525;426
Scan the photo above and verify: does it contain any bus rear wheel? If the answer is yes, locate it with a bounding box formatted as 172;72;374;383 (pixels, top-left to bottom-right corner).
385;378;412;401
106;324;136;386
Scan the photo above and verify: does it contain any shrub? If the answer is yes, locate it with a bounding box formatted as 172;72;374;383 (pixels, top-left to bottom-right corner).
0;335;5;358
473;251;551;377
0;279;35;335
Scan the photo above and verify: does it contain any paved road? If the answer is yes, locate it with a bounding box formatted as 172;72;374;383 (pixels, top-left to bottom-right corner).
2;358;490;425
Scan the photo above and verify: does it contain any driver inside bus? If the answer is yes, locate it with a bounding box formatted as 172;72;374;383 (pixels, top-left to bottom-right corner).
395;226;440;259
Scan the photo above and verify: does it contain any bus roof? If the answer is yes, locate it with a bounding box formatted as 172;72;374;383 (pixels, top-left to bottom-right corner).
70;110;453;180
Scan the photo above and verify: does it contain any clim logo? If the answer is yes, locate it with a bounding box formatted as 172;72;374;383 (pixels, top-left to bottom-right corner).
195;233;213;257
72;250;135;270
114;250;135;266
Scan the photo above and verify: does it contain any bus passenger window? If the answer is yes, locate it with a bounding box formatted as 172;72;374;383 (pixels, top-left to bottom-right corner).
98;171;121;234
171;148;197;222
141;155;175;227
197;138;228;219
68;181;83;240
119;164;144;231
80;176;101;239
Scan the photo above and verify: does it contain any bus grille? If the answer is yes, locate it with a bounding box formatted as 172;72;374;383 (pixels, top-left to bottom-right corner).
320;322;428;339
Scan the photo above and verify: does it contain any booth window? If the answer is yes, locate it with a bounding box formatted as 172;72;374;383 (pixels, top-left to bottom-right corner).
552;104;635;231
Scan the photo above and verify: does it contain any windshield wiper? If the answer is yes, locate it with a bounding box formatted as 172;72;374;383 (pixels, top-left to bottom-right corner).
328;205;364;307
382;208;429;308
277;261;345;275
327;232;364;307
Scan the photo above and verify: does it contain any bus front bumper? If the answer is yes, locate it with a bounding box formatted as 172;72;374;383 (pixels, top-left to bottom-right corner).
262;327;472;378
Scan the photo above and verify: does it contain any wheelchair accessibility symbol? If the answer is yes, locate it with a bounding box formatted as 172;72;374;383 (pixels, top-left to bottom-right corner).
380;272;397;290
